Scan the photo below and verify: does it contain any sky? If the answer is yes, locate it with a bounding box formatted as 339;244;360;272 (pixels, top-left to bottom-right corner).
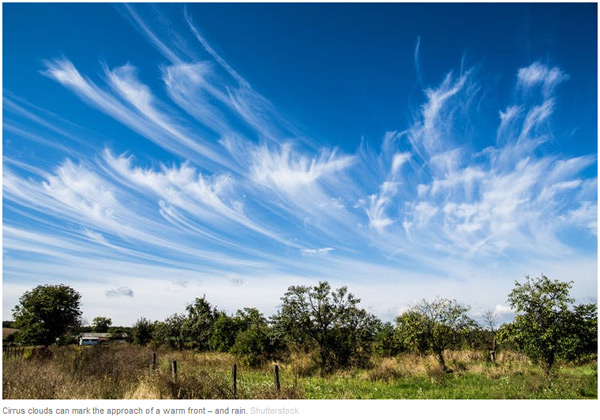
2;3;597;326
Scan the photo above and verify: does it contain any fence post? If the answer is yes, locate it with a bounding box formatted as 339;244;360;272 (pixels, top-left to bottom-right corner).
274;364;280;393
152;352;157;371
232;363;237;397
171;360;177;379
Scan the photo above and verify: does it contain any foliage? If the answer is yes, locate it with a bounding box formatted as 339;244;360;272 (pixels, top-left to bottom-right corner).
209;314;243;352
500;275;595;374
373;322;401;357
275;281;377;374
230;326;271;367
92;317;112;333
229;308;283;367
181;297;220;350
108;326;127;340
559;303;598;362
395;311;430;355
395;298;473;372
152;314;186;349
12;284;82;346
131;317;154;346
2;346;597;399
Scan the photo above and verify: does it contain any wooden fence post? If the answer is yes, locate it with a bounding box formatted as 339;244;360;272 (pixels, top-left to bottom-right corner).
232;363;237;397
274;364;280;393
152;352;157;371
171;360;177;379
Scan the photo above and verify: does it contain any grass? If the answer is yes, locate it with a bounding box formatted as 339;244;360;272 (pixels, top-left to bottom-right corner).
2;345;597;399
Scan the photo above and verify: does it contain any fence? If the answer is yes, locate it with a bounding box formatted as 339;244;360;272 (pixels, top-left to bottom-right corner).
2;345;25;358
154;353;282;398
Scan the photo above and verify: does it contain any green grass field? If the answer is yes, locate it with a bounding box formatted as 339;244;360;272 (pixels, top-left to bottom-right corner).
2;345;596;399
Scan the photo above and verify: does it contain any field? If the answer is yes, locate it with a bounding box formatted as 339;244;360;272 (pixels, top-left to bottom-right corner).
2;345;597;399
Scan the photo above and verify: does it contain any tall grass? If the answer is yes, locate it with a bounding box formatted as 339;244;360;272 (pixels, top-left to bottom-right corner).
3;345;596;399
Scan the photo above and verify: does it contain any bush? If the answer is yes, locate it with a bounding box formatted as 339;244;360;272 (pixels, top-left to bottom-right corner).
231;327;273;367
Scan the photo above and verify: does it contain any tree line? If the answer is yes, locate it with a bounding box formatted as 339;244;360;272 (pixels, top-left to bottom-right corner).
7;275;597;375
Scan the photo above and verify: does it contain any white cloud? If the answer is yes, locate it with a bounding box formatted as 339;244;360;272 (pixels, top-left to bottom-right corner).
517;62;568;97
106;286;135;298
391;152;411;175
250;143;354;191
301;247;334;255
4;6;594;327
494;304;513;315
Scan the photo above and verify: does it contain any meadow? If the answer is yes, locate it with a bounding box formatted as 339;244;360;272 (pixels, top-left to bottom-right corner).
2;344;596;399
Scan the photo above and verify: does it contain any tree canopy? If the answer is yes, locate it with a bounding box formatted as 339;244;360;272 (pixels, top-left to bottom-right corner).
396;298;473;371
92;316;112;333
12;284;82;346
501;274;597;373
275;281;377;373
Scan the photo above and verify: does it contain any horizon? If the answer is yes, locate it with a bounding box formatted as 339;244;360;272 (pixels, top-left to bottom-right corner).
2;3;597;327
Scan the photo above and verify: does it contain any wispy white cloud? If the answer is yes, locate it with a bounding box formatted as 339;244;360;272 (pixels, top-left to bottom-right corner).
517;61;568;97
250;143;355;192
43;59;233;172
4;7;595;325
301;247;334;255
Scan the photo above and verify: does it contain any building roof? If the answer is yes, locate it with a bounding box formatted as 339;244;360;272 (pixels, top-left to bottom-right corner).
80;332;112;339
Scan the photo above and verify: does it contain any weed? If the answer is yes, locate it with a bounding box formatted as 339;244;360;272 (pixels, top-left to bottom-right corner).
3;346;596;399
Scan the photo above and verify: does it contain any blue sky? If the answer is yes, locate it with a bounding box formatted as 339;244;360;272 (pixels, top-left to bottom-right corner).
2;3;597;326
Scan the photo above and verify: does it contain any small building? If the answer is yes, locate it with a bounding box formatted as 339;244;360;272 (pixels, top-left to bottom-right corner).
78;332;111;346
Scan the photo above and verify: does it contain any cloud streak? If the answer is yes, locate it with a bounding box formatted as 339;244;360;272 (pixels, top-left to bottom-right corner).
3;5;596;325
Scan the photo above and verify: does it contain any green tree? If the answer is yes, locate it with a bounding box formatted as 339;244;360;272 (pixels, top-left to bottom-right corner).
12;284;82;346
108;326;127;340
229;308;282;367
502;275;598;373
152;314;186;349
373;321;401;357
559;303;598;362
131;317;154;346
275;281;377;374
182;297;220;350
92;316;112;333
395;311;430;355
395;298;473;372
209;313;243;352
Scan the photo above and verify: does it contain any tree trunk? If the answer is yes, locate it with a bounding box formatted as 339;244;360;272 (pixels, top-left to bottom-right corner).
319;346;329;377
544;352;555;375
436;350;451;373
490;336;497;363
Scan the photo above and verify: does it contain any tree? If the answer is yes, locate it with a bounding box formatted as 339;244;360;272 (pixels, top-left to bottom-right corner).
229;308;282;367
12;284;82;346
502;275;597;373
152;314;186;349
373;321;401;357
559;303;597;362
108;326;127;340
396;298;473;372
181;297;220;350
276;281;377;374
131;317;154;346
209;313;243;352
92;316;112;333
481;309;499;362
